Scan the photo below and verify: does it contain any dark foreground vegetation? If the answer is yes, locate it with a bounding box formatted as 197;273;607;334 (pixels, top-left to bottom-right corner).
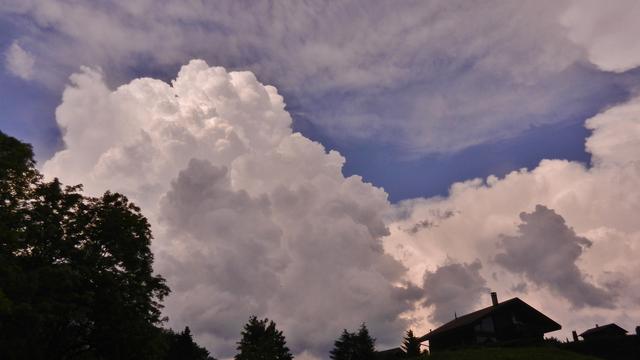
0;131;212;359
560;335;640;360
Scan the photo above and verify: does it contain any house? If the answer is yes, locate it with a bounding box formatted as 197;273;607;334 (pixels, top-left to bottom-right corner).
418;292;561;352
580;323;628;340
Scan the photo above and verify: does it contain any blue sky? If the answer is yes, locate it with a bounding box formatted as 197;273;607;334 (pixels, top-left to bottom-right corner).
291;66;633;201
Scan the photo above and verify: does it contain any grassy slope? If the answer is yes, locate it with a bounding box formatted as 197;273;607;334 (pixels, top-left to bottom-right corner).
421;347;601;360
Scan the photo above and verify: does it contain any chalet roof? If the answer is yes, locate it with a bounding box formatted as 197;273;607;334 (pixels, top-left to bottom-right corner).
418;297;561;341
579;323;628;337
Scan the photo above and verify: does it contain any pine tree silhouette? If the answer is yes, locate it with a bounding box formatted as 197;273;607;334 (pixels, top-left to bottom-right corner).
329;323;376;360
330;329;356;360
401;329;422;358
235;316;292;360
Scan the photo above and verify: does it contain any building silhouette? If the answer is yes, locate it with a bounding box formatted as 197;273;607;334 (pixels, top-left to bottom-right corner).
418;292;561;352
579;323;628;340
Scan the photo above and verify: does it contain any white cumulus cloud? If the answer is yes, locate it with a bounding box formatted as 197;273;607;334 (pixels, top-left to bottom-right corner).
562;0;640;73
387;94;640;338
42;60;420;358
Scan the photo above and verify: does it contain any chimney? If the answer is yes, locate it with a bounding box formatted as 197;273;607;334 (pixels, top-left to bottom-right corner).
635;326;639;336
491;292;498;306
572;331;579;342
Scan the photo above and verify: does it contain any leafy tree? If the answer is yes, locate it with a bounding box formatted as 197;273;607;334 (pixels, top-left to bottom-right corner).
0;130;40;262
165;327;216;360
0;130;170;359
401;329;422;358
235;316;293;360
329;323;376;360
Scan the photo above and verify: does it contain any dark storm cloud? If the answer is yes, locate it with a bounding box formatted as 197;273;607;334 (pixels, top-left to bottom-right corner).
495;205;615;309
422;260;489;324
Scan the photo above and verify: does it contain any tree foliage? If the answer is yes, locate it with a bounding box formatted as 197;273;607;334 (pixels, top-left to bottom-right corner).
0;130;213;359
402;329;422;358
329;323;376;360
164;327;215;360
235;316;293;360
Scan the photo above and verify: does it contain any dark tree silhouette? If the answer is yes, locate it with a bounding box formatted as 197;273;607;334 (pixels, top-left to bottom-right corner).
401;329;422;358
0;130;172;359
165;326;215;360
329;323;376;360
235;316;293;360
330;329;356;360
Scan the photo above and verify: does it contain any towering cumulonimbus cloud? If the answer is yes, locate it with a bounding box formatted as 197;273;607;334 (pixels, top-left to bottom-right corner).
42;60;420;358
387;94;640;337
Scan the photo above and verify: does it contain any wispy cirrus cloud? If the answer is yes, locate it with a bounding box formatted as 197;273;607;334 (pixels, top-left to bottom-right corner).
2;0;637;155
5;41;34;79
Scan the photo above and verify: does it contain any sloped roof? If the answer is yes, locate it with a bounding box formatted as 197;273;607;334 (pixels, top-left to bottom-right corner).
418;297;561;341
579;323;628;337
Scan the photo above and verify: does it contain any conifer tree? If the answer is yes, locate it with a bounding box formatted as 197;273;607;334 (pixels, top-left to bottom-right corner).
401;329;422;358
235;316;292;360
329;329;355;360
354;323;375;359
329;323;375;360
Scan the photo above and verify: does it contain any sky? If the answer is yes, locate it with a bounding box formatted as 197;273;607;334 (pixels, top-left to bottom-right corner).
2;1;640;358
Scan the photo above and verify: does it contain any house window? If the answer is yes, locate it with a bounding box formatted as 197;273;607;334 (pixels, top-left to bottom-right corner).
474;317;495;333
474;317;496;344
